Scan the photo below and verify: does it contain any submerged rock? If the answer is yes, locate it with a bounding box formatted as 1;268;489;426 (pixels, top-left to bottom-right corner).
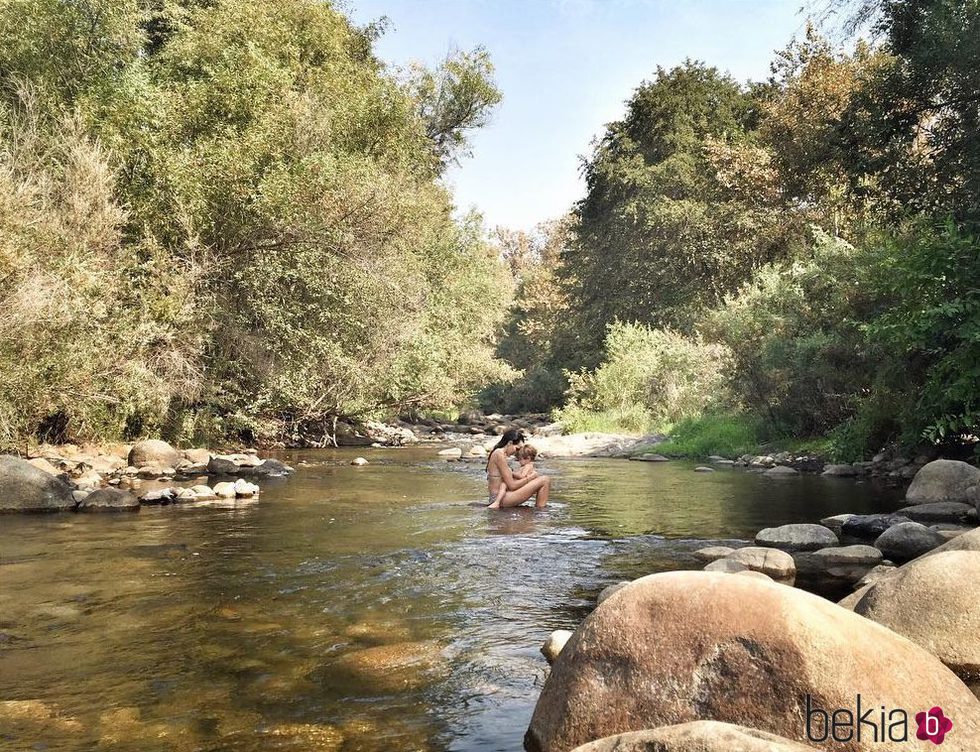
524;571;980;752
0;455;75;513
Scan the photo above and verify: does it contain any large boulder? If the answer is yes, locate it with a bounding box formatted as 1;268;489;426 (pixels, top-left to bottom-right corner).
524;571;980;752
0;455;75;513
127;439;180;469
755;524;838;552
905;459;980;505
76;488;139;513
851;550;980;678
874;521;945;562
570;722;817;752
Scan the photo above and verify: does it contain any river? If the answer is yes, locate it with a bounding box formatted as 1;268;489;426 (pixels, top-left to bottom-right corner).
0;448;904;751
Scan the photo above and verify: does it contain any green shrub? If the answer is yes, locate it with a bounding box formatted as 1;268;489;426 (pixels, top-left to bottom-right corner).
555;322;731;435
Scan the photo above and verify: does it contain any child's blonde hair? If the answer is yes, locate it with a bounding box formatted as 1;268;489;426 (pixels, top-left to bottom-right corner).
518;445;537;461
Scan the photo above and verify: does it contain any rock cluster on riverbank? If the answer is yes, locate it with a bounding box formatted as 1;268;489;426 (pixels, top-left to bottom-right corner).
533;457;980;751
0;440;292;514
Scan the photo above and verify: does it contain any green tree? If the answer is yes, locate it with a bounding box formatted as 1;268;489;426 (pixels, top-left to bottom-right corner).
562;61;802;369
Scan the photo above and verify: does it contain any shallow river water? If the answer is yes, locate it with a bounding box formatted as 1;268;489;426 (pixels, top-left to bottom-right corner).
0;448;905;751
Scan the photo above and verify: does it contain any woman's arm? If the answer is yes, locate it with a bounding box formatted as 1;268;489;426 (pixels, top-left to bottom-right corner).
493;451;532;491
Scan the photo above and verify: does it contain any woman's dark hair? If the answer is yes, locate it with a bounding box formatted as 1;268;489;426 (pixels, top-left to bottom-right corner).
486;428;526;470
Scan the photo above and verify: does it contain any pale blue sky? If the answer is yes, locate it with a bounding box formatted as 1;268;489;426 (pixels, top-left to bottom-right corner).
345;0;816;231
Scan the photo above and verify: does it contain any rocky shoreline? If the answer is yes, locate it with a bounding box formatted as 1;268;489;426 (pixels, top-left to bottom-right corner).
535;457;980;751
0;440;293;513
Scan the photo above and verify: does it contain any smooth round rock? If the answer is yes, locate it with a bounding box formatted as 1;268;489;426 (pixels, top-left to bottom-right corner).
127;440;180;469
906;459;980;505
0;455;75;513
541;630;573;665
852;550;980;678
755;524;838;552
350;457;368;466
213;482;237;498
570;721;818;752
726;547;795;584
874;521;946;562
694;466;715;473
524;571;980;752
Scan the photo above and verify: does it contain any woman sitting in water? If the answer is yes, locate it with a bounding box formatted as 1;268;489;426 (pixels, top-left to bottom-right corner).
486;429;551;509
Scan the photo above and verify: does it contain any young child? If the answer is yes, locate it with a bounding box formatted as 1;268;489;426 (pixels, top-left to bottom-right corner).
489;445;539;508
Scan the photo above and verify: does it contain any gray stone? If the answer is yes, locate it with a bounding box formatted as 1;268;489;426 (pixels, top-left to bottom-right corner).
906;459;980;505
0;455;75;513
897;501;976;524
541;630;573;666
819;514;854;536
631;454;669;462
812;545;883;567
76;488;139;513
841;513;912;540
248;458;292;476
755;523;838;552
207;456;239;475
874;522;946;562
694;466;715;473
726;546;795;584
139;487;176;504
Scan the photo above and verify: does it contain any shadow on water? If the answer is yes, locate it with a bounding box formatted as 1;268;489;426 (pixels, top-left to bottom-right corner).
0;448;906;751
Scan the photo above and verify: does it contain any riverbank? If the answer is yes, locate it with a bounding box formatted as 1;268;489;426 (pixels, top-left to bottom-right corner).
533;459;980;750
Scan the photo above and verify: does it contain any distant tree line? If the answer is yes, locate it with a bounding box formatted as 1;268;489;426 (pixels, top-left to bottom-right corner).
0;0;511;447
488;0;979;458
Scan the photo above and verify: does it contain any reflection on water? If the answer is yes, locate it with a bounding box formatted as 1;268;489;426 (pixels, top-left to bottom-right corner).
0;449;903;751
